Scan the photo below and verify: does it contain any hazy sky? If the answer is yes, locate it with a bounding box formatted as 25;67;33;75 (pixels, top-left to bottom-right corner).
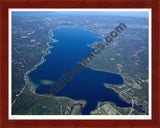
54;11;149;17
13;11;149;18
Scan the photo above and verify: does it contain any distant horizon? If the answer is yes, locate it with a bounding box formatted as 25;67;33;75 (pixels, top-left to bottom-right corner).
12;11;149;18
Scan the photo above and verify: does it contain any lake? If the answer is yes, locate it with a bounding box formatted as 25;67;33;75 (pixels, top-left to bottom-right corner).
28;26;131;114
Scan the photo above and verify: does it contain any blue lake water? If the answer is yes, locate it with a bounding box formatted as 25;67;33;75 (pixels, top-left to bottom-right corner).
28;26;131;114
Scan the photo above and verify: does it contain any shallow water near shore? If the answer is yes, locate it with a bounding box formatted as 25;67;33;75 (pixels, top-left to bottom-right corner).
28;26;131;114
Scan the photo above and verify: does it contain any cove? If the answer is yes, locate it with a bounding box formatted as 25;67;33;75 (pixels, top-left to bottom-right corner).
28;26;131;115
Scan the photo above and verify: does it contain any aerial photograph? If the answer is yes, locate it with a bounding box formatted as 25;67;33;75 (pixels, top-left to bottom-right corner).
10;9;150;118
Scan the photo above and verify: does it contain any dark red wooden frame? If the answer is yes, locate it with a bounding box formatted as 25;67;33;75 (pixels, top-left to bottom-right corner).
0;0;160;128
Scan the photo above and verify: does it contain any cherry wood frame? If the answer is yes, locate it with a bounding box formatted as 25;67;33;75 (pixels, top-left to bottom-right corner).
0;0;160;128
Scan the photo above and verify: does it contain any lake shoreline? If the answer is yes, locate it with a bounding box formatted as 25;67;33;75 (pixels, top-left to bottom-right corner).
24;29;58;95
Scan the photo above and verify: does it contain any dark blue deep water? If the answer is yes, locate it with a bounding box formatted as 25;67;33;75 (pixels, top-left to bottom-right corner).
28;26;131;114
